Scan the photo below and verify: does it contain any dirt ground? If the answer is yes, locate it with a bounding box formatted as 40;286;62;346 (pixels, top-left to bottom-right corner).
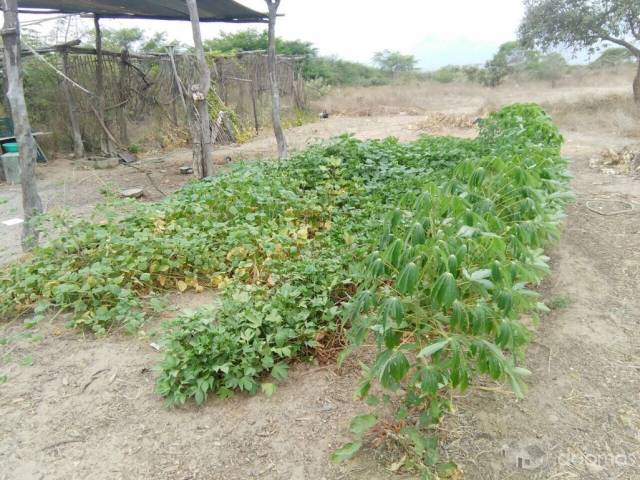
1;77;640;479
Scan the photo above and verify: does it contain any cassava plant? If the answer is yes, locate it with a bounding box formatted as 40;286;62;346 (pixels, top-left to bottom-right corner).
333;104;571;475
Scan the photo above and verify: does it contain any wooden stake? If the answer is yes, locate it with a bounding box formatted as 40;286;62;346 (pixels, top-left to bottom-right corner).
94;15;113;156
1;0;43;250
251;79;259;134
62;51;85;159
88;103;123;149
185;0;214;179
118;49;130;146
265;0;288;159
167;46;188;119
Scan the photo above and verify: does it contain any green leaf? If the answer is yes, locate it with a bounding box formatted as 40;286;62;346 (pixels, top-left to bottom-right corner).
508;373;526;399
369;258;385;278
451;300;467;330
337;345;355;368
396;262;419;295
350;413;377;437
271;362;289;381
385;239;405;269
194;387;206;405
436;461;460;478
447;254;458;273
383;296;404;322
330;441;362;463
261;382;276;398
418;339;449;358
380;352;410;389
409;222;426;245
432;272;458;309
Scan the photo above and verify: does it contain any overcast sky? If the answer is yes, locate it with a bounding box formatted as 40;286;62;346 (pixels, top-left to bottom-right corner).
24;0;528;70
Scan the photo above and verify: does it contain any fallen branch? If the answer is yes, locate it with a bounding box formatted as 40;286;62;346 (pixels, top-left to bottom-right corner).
88;104;123;149
80;368;110;393
41;437;85;451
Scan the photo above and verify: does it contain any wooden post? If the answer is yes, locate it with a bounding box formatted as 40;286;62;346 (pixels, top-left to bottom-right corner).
94;15;113;156
118;49;130;146
1;68;11;116
220;111;236;143
1;0;43;250
185;0;214;178
250;79;259;134
265;0;288;159
62;51;85;159
167;46;188;120
634;58;640;104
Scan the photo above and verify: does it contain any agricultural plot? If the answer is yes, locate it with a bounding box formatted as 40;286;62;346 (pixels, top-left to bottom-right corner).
0;104;571;476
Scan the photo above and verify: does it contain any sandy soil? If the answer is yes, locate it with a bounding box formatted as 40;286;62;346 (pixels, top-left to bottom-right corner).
1;81;640;479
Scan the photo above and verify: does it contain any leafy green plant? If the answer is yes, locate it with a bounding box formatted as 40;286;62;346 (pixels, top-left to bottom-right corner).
127;144;141;154
156;135;477;405
1;105;571;477
0;131;474;390
548;294;572;310
334;104;572;475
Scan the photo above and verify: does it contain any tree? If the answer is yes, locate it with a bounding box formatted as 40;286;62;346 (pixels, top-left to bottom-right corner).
590;47;635;68
519;0;640;102
528;52;568;86
265;0;288;160
202;28;388;87
203;29;315;57
86;27;145;51
372;50;417;74
141;32;170;52
482;41;540;87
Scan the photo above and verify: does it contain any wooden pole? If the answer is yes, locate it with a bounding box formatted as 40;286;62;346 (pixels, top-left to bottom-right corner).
94;15;113;156
118;48;130;145
251;79;259;134
1;68;11;116
634;58;640;104
1;0;43;250
167;46;188;119
62;51;85;159
265;0;288;159
185;0;214;178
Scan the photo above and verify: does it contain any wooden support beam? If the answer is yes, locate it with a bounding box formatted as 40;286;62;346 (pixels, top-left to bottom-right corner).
167;45;188;121
265;0;288;159
118;49;130;146
62;51;85;159
250;78;259;134
94;15;114;156
185;0;214;179
1;0;43;250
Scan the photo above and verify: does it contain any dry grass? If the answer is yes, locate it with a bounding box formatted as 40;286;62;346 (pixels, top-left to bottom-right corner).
313;65;638;139
544;94;640;138
312;81;489;116
414;112;478;134
314;67;638;128
589;144;640;176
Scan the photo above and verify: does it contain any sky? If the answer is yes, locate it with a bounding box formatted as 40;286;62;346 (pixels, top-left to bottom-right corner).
23;0;528;70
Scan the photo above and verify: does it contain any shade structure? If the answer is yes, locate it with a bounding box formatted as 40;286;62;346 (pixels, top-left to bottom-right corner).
15;0;268;22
